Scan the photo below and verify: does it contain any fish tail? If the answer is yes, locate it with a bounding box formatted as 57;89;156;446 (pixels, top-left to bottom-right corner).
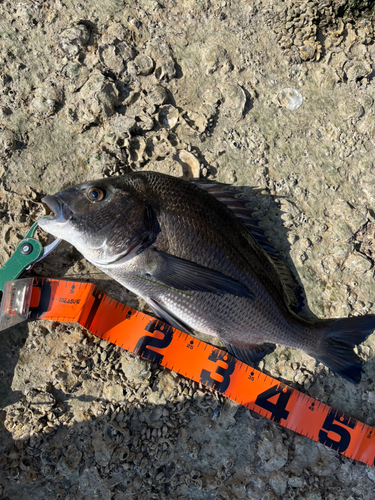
317;315;375;384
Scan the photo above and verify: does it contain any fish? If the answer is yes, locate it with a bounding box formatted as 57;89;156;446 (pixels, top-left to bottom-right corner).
38;171;375;384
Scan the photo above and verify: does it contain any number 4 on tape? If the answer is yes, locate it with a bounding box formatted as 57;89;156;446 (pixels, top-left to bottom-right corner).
25;278;375;468
255;384;292;424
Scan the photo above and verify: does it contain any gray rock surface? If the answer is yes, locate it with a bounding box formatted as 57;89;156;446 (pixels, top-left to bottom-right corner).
1;0;375;498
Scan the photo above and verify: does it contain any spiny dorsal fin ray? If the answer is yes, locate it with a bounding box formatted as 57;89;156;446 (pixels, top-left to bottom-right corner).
191;179;304;313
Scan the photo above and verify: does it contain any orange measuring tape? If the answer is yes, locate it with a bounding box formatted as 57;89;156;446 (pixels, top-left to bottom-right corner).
22;278;375;467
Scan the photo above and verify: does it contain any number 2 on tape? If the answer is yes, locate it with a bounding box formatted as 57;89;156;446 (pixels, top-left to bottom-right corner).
134;319;174;363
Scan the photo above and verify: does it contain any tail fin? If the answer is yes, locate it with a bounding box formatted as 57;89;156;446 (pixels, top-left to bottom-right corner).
317;316;375;384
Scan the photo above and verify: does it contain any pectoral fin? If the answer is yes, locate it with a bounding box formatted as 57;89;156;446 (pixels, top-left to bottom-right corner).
145;250;255;299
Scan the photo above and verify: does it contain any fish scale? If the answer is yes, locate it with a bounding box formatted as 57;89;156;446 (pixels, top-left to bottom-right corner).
38;171;375;383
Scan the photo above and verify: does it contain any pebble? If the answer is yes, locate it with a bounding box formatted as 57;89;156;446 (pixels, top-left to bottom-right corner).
175;150;200;178
158;105;179;129
338;98;364;120
344;252;372;273
59;24;90;58
257;427;288;471
99;45;126;74
0;128;16;153
67;71;119;128
277;88;303;110
133;54;154;75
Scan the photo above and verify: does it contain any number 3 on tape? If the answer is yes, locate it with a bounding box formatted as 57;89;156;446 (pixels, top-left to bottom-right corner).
200;349;236;392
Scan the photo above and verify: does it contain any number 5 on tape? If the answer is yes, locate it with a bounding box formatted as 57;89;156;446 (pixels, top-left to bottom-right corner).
319;410;355;453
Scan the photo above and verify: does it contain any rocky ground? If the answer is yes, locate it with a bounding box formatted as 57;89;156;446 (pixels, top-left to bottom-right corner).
1;0;375;498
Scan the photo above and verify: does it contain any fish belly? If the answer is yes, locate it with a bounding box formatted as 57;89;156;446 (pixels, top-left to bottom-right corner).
105;264;315;354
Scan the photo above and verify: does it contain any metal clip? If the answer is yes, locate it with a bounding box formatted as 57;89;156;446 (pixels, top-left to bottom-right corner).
0;217;61;292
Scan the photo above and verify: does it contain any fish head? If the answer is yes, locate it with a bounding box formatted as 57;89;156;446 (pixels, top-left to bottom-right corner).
38;176;159;266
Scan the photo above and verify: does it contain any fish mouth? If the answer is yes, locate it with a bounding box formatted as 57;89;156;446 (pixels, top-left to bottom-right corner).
41;195;73;223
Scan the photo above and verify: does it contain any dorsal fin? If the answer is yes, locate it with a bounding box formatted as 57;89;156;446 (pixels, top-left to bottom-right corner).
191;179;304;313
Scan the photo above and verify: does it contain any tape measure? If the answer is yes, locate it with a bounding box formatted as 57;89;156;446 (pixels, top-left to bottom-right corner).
5;277;375;468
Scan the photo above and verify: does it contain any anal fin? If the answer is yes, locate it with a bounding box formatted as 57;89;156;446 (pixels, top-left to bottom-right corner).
222;341;275;366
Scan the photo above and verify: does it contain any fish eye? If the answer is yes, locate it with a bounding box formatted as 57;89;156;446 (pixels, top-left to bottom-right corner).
87;186;105;202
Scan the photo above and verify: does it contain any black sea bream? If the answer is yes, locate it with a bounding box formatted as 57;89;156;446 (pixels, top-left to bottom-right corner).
38;171;375;383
